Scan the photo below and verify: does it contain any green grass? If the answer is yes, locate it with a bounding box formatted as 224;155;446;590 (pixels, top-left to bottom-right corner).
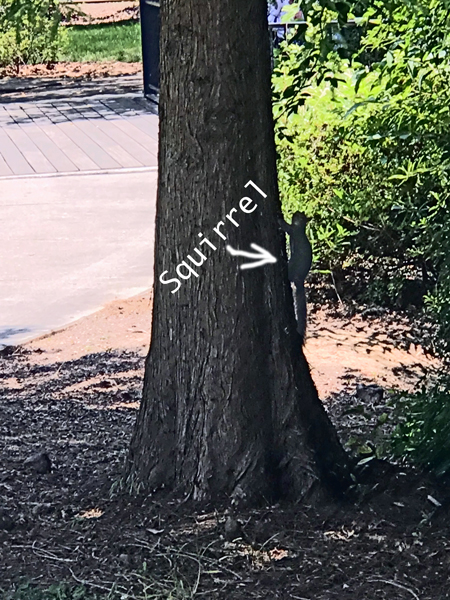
1;582;99;600
62;21;142;62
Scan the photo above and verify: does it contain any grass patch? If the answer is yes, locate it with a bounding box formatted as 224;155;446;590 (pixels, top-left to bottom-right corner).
62;21;142;62
2;583;99;600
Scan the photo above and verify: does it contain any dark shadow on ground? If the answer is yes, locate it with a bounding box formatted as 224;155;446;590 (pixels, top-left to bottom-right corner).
0;75;158;114
0;327;31;347
1;345;450;599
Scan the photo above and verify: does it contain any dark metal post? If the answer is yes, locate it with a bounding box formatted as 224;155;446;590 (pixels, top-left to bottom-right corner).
139;0;160;100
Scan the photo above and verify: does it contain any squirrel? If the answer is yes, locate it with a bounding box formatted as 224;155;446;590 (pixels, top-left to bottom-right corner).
279;211;312;343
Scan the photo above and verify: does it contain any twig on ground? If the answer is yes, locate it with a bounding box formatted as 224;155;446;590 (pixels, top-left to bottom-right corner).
368;577;420;600
68;567;118;594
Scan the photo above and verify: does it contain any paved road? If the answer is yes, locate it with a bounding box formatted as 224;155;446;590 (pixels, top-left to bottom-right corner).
0;76;158;346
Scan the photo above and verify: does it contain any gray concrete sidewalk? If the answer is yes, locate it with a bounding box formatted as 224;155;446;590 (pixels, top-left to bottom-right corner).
0;169;156;346
0;75;158;346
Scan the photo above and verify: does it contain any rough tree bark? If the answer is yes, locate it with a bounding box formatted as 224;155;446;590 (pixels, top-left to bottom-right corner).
125;0;352;504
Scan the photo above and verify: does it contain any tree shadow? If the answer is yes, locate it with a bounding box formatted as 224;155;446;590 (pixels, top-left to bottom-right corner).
0;65;158;115
0;327;31;347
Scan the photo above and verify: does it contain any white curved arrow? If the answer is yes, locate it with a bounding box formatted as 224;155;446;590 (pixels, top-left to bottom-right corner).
226;243;277;270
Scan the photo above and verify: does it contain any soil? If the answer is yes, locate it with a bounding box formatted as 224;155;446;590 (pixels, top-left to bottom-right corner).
0;61;142;80
64;1;139;25
1;290;450;599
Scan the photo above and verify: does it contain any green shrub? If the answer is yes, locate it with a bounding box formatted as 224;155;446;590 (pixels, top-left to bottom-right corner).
0;0;66;68
275;67;404;273
390;376;450;476
272;0;450;473
273;1;450;325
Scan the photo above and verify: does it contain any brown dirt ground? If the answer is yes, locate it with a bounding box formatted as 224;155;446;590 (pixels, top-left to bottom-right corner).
24;290;439;397
65;0;139;25
1;61;142;79
2;291;450;599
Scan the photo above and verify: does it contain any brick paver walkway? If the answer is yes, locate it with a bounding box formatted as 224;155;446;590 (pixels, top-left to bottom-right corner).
0;75;158;177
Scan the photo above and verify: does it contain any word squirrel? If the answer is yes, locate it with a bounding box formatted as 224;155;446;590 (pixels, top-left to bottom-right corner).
279;211;312;344
159;180;266;294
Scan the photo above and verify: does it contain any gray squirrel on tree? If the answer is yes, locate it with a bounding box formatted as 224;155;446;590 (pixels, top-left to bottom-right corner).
279;211;312;344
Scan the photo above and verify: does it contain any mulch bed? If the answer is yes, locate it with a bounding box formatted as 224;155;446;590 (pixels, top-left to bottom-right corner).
0;61;142;80
1;342;450;599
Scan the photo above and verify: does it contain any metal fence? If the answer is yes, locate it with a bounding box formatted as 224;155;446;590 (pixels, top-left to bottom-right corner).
268;22;306;69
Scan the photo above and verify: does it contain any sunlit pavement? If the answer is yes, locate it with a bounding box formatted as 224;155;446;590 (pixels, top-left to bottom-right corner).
0;76;159;346
0;168;156;346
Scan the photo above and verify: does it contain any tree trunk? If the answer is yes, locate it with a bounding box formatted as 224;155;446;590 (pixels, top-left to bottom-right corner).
125;0;352;504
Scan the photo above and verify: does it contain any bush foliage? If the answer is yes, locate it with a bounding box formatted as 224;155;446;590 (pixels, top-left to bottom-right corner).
0;0;65;68
391;378;450;477
273;0;450;474
274;0;450;315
